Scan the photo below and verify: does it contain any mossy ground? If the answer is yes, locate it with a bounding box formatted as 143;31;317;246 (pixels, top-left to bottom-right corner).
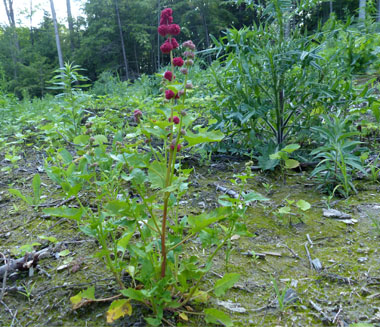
0;147;379;327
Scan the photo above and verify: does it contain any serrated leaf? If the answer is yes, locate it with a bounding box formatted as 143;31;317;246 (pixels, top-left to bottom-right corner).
148;161;166;189
106;299;132;323
204;308;233;327
296;199;311;211
214;273;240;297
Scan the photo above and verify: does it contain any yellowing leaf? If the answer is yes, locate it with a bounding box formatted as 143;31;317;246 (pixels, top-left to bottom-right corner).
106;299;132;324
179;312;189;321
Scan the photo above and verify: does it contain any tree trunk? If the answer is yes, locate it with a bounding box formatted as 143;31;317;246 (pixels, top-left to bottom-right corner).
3;0;20;79
359;0;366;20
50;0;64;68
377;0;380;22
329;1;333;16
66;0;75;52
200;4;211;65
114;0;129;80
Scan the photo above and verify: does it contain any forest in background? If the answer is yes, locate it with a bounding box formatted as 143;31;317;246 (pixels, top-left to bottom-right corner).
0;0;374;98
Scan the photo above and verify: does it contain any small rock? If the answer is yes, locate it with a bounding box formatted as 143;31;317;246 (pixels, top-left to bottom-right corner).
358;257;368;263
357;247;370;254
312;258;323;272
323;208;351;219
198;201;206;208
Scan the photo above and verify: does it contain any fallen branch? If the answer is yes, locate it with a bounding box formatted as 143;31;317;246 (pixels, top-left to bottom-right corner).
0;252;8;301
0;246;52;279
214;183;240;199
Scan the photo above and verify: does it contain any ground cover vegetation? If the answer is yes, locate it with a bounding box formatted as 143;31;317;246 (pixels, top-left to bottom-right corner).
1;0;380;326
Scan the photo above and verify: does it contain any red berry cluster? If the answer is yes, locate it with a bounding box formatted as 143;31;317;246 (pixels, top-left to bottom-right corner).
158;8;180;54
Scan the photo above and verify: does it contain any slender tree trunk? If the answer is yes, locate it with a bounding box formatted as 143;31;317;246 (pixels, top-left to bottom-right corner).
66;0;75;52
50;0;64;68
134;43;140;74
157;0;160;70
200;4;211;65
359;0;366;20
377;0;380;22
3;0;19;78
329;1;333;16
114;0;129;80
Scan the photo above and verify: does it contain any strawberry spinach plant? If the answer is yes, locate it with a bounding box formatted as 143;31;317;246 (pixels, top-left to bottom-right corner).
42;8;267;326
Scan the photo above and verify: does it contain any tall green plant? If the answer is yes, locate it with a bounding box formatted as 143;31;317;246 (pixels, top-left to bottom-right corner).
310;115;366;197
42;9;266;326
48;62;91;138
210;0;336;149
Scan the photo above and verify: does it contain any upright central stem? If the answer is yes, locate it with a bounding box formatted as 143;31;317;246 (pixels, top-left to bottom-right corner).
161;150;174;277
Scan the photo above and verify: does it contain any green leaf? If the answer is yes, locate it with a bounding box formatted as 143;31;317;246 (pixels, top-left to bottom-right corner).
243;191;269;203
43;207;84;222
282;144;300;153
349;324;374;327
296;199;311;211
32;173;41;204
269;152;282;160
188;207;231;233
204;308;233;327
70;286;95;309
8;189;32;204
117;232;134;253
184;128;224;146
127;168;147;185
92;134;108;145
58;249;70;257
73;135;90;145
285;159;299;169
58;148;73;164
38;235;58;243
121;288;147;302
148;161;166;189
214;273;240;297
371;102;380;123
278;206;291;214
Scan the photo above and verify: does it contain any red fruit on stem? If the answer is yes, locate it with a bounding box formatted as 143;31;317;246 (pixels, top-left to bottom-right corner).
173;57;184;67
165;90;175;100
